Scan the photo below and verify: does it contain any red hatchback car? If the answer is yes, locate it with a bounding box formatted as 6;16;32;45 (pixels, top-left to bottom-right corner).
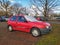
7;15;51;37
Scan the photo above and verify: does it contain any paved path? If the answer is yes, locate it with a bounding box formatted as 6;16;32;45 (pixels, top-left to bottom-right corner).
48;21;60;24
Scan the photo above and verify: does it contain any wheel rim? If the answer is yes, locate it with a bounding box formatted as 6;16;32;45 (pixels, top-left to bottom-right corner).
32;30;39;36
8;26;12;31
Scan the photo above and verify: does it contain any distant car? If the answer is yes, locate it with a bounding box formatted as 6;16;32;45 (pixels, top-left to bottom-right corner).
0;16;9;22
0;16;6;22
7;15;51;37
5;16;9;21
0;16;2;22
56;17;60;21
35;16;48;21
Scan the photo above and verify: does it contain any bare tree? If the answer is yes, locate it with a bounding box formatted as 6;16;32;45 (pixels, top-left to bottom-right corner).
11;3;28;15
30;0;59;17
0;0;11;15
11;3;22;15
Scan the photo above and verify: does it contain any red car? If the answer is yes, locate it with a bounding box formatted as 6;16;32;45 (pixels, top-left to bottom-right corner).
7;15;51;37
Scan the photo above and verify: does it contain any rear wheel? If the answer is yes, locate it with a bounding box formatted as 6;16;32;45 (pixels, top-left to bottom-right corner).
31;28;41;37
8;26;13;32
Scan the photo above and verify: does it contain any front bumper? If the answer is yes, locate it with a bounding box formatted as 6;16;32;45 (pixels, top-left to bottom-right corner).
40;28;51;34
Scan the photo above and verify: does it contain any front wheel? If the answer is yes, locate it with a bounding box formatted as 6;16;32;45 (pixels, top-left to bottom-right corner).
31;28;41;37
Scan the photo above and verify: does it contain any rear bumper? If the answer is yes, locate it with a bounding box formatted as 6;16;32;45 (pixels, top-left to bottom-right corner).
40;28;51;34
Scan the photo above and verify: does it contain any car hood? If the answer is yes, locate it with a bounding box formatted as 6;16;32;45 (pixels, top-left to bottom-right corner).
29;21;50;26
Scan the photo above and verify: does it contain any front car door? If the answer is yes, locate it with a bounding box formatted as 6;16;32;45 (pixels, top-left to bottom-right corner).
16;16;30;32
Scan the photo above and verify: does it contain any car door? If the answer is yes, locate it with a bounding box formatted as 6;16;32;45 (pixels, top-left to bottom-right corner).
9;16;17;30
16;16;30;32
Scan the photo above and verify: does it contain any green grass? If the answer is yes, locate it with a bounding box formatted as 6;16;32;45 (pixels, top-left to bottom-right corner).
36;24;60;45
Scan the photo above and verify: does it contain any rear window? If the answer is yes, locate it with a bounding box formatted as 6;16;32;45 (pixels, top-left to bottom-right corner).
10;16;17;21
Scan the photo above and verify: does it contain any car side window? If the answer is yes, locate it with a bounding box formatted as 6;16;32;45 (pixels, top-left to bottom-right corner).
10;16;17;21
17;16;26;22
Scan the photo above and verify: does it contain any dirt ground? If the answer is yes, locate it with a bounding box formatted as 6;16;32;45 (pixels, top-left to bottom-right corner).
0;22;40;45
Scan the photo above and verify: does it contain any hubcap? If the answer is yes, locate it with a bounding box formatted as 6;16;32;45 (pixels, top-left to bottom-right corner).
9;26;12;31
32;30;39;36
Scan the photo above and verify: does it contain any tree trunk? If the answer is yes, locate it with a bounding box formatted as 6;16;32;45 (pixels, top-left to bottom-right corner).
6;8;7;16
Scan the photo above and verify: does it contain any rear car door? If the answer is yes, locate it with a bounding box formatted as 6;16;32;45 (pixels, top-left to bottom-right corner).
9;16;17;30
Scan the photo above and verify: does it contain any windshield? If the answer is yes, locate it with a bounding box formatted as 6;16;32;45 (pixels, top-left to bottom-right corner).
25;15;38;22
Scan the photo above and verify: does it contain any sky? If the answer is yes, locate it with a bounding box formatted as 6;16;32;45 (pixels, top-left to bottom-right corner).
9;0;31;7
9;0;60;13
9;0;60;7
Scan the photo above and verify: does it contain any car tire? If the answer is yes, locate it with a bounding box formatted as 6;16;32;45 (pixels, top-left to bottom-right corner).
31;28;41;37
8;26;13;32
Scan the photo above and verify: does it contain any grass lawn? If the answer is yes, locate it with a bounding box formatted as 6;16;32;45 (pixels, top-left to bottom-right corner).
36;24;60;45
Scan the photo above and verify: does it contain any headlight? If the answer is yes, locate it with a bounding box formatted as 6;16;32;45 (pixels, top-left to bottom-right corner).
46;26;49;29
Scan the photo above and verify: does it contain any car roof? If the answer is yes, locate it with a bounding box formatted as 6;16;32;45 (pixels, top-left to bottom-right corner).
14;14;25;16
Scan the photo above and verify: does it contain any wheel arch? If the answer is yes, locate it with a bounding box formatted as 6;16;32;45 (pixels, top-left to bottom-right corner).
7;25;11;28
30;27;40;33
